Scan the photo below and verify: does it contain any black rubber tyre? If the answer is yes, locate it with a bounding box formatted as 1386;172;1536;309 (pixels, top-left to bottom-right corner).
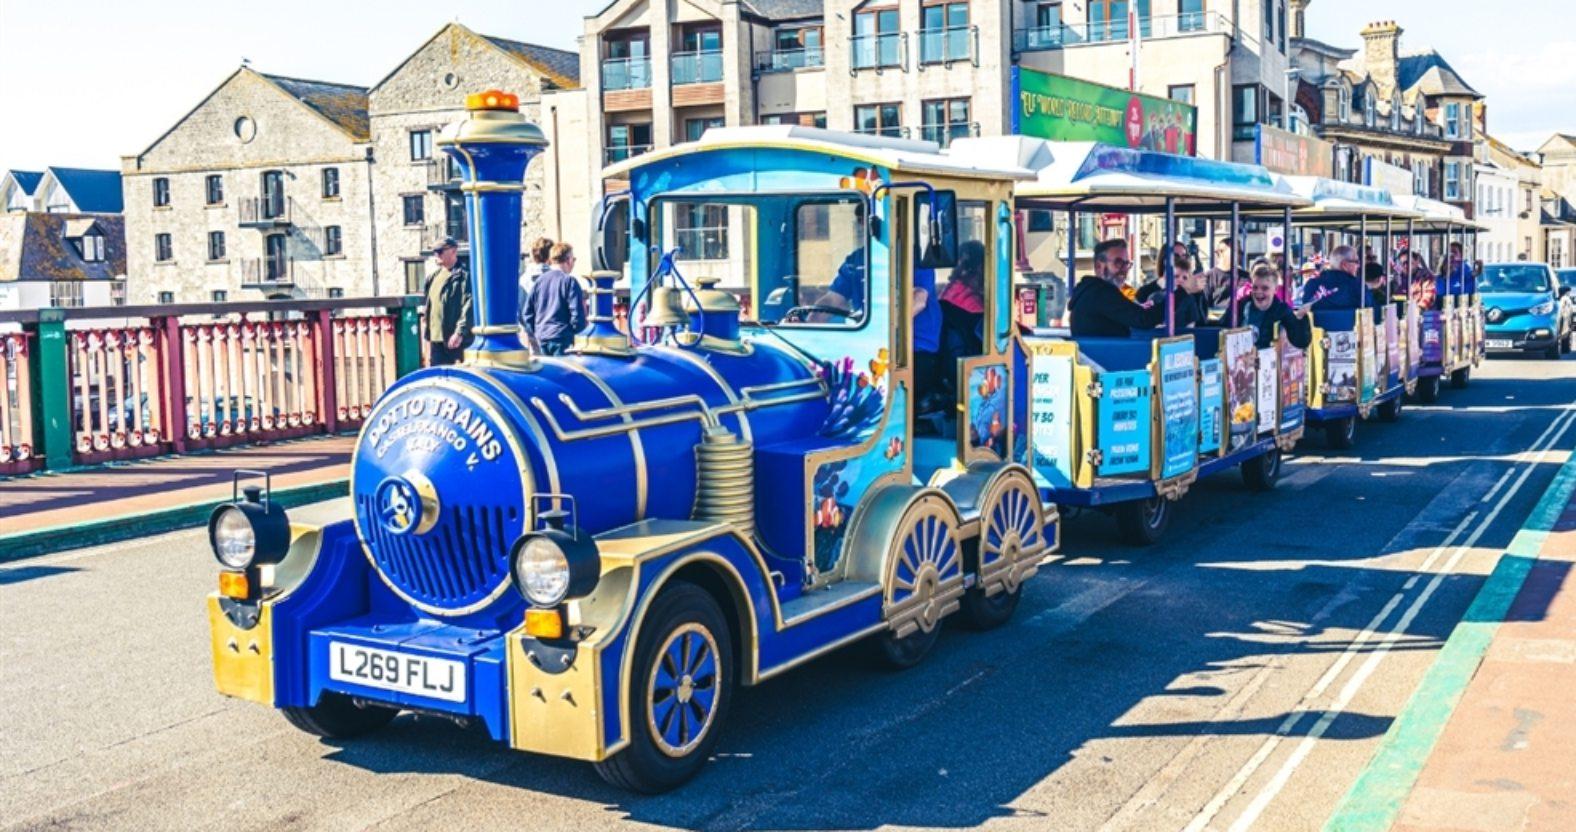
872;621;943;669
960;583;1022;630
1450;366;1470;389
1546;344;1562;360
1416;375;1441;403
594;582;733;794
1325;415;1357;450
1241;447;1283;492
1377;393;1403;423
1115;496;1171;546
281;692;399;738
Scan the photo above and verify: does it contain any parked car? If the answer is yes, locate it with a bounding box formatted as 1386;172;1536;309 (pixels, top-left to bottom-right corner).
1479;262;1573;359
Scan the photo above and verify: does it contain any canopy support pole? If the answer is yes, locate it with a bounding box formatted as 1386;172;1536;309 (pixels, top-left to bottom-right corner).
1165;197;1177;336
1359;214;1369;312
1283;205;1293;299
1066;210;1078;291
1384;216;1394;303
1229;201;1241;327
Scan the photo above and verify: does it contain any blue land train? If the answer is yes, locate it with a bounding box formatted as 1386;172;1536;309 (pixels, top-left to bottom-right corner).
204;91;1059;792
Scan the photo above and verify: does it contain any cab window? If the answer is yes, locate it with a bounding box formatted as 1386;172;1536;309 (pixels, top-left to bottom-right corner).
758;196;869;327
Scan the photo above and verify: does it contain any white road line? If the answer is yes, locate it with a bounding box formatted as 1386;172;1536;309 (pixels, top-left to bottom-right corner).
1480;466;1516;504
1183;405;1576;832
1223;406;1576;831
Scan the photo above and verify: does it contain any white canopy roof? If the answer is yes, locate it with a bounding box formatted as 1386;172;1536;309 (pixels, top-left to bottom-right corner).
1008;141;1310;211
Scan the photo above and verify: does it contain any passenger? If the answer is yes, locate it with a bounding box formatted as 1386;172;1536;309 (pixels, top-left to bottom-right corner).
1300;244;1373;310
819;245;867;318
1068;239;1165;338
912;265;945;413
1238;264;1313;350
1168;254;1211;330
1204;237;1247;312
939;240;986;363
520;242;587;356
1408;251;1439;309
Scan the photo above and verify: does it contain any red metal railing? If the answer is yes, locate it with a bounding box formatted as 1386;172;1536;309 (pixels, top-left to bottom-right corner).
1;332;36;474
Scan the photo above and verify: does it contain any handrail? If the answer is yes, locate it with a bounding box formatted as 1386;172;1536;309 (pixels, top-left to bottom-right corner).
0;295;416;326
530;376;826;443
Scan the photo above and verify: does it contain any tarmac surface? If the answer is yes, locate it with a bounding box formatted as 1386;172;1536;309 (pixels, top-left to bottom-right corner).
2;355;1573;832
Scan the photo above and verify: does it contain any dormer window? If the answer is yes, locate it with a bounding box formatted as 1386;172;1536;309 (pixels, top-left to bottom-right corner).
1364;93;1375;127
67;224;105;262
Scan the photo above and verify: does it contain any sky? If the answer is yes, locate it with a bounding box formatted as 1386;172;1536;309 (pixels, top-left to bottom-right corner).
1;0;1571;173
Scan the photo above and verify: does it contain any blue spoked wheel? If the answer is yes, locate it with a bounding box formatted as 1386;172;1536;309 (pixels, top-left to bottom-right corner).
595;582;733;793
876;493;964;669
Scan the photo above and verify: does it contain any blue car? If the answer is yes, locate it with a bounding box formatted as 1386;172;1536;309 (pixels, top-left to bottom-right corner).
1479;263;1572;358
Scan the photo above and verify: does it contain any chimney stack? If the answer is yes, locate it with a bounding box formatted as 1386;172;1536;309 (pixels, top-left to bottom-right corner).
1361;20;1403;101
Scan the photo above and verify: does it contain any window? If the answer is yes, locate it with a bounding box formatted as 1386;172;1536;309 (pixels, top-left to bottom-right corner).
855;102;903;138
1338;87;1351;121
158;291;175;305
153;177;170;207
683;116;724;143
205;174;224;205
852;6;901;69
602;30;652;90
328;287;344;299
1168;85;1195;106
1444;162;1462;200
208;231;226;261
1364;92;1375;127
1278;0;1286;50
322;167;340;198
404;260;426;294
1089;0;1152;41
920;1;970;64
403;194;425;226
70;233;105;262
1263;0;1274;45
769;25;823;69
754;196;866;327
50;281;84;308
762;112;828;128
671;203;729;261
921;98;972;148
154;233;173;262
211;290;228;303
1390;99;1400;131
673;23;723;83
324;225;342;256
1444;103;1461;139
606;122;654;164
1178;0;1204;31
409;129;433;161
1232;85;1259;141
111;281;127;306
260;170;286;219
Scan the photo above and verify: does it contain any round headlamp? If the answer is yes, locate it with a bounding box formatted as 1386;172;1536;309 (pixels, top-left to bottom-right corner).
509;512;601;609
208;485;291;571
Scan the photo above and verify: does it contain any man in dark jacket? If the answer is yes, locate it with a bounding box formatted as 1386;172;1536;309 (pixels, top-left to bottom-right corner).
1069;239;1165;337
1239;265;1313;349
421;237;472;366
520;242;587;356
1300;244;1373;310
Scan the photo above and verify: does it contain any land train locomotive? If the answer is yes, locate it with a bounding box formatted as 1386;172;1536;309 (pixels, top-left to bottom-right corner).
205;90;1058;792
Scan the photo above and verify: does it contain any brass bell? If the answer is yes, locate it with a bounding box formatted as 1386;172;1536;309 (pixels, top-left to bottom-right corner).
642;284;690;329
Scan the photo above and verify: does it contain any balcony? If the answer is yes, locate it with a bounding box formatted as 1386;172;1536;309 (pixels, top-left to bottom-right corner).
919;26;976;65
1012;12;1222;53
237;196;293;228
854;126;911;140
851;32;904;71
921;121;980;148
671;50;724;85
240;257;295;289
602;56;652;91
425;158;462;191
755;46;824;73
605;144;653;166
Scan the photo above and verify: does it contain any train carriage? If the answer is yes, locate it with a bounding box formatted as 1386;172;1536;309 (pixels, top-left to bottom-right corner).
202;96;1061;793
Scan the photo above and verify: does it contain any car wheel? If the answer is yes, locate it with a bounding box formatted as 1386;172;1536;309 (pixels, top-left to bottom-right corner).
1241;447;1283;492
1415;375;1440;403
1326;415;1357;450
1115;496;1171;546
594;581;732;794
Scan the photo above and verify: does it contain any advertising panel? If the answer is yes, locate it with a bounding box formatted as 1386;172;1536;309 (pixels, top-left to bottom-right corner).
1199;359;1224;454
1157;339;1199;479
1013;67;1197;154
1097;369;1152;476
1254;124;1334;177
1256;347;1279;433
1028;347;1075;489
1327;329;1359;402
1224;330;1257;451
1359;316;1378;402
1280;347;1306;431
1363;157;1416;197
1385;306;1402;385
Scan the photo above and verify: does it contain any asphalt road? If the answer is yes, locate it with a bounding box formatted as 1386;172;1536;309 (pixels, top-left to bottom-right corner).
4;354;1574;832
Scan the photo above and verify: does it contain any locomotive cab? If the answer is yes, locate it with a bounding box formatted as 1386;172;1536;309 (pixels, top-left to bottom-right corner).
203;113;1058;793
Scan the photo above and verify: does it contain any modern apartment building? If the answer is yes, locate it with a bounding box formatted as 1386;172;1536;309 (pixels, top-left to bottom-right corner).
122;24;579;304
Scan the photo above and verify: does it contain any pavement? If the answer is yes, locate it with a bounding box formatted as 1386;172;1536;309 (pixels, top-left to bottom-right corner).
0;434;353;560
0;355;1572;832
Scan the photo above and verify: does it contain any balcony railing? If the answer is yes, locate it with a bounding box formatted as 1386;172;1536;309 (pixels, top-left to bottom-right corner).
674;227;729;261
602;56;652;91
241;257;295;288
425;157;461;190
854;126;911;140
671;50;724;84
921;121;980;148
238;195;293;228
1012;12;1222;52
919;26;976;65
0;296;418;476
605;144;654;165
851;32;904;70
755;46;825;72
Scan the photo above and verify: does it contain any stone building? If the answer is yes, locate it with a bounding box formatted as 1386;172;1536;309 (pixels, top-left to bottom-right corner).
121;67;374;303
0;213;127;310
367;22;579;295
1536;134;1576;268
1474;134;1543;263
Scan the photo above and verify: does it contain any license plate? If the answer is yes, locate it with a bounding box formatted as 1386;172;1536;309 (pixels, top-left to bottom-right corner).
1486;339;1513;349
329;642;466;702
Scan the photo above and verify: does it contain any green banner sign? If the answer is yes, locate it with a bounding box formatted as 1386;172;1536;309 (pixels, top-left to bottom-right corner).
1012;67;1197;155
